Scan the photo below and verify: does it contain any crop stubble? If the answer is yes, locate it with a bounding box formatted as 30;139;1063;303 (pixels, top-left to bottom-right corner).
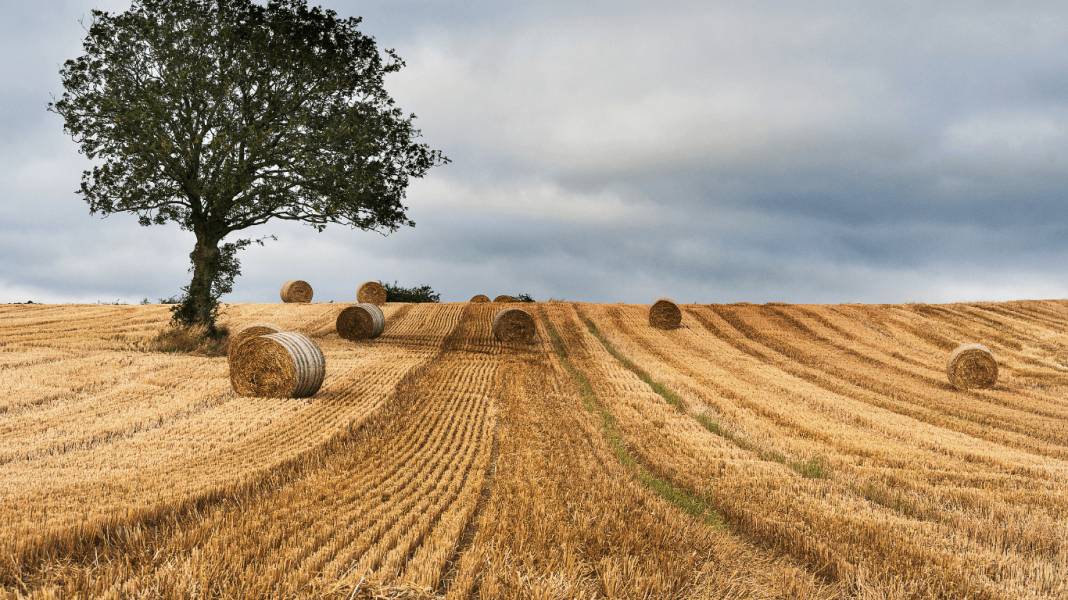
0;300;1066;598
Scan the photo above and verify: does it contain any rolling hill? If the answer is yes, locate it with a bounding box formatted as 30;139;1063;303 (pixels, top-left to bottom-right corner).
0;300;1065;598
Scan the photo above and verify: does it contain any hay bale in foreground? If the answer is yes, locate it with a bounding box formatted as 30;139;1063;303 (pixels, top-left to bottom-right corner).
470;294;491;303
336;303;385;341
947;343;998;390
230;332;325;398
493;308;536;344
227;322;283;362
357;281;387;305
649;298;682;329
280;280;314;303
493;295;518;303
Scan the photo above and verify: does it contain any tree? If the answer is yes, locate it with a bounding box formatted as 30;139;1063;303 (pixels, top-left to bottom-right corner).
51;0;447;335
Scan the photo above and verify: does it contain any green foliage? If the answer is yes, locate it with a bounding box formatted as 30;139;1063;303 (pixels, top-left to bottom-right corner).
170;237;264;332
514;293;535;302
694;412;724;437
50;0;447;331
792;455;832;480
382;282;440;303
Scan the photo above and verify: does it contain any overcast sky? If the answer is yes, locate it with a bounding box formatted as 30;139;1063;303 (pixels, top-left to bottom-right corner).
2;1;1068;304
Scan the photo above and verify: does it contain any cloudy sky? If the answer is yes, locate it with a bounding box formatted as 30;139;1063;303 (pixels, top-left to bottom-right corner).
2;1;1068;304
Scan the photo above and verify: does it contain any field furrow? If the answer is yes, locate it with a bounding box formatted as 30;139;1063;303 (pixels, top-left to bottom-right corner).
0;303;461;588
1;301;1066;598
439;304;836;599
8;304;497;598
562;303;1066;598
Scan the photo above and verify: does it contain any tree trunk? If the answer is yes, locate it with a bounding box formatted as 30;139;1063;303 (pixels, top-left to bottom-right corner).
178;233;223;335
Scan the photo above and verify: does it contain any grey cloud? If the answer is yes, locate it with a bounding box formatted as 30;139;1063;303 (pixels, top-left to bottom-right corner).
2;1;1067;304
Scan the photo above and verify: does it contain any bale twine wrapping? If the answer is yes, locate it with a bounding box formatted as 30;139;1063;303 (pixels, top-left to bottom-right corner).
336;303;386;341
230;332;325;398
280;280;314;303
493;295;518;303
227;322;283;362
470;294;491;303
947;343;998;390
649;298;682;329
357;281;387;305
493;308;536;344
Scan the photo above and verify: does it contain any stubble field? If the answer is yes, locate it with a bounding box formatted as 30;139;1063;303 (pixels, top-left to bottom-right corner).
0;300;1066;599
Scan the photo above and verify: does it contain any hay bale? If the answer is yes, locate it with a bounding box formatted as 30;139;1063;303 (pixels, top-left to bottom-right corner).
227;322;283;362
493;308;536;344
493;295;518;303
649;298;682;329
947;343;998;390
470;294;491;303
357;281;387;305
230;331;325;398
336;303;385;341
280;280;313;303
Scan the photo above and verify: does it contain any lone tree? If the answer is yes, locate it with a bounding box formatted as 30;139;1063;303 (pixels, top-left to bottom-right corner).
51;0;446;335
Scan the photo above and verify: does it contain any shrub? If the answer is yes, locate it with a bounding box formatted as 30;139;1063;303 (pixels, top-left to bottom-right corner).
383;282;440;303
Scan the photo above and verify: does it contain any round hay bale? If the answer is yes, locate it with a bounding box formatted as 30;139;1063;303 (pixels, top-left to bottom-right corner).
227;322;283;362
493;295;518;303
649;298;682;329
947;343;998;390
357;281;387;305
470;294;491;303
493;308;536;344
280;280;313;303
336;303;385;341
230;331;325;398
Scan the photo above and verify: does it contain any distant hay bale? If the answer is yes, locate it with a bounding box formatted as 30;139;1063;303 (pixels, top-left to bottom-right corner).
947;343;998;390
280;280;313;303
493;308;536;344
230;331;325;398
649;298;682;329
357;281;387;305
493;295;518;303
227;322;283;362
470;294;491;303
336;303;385;341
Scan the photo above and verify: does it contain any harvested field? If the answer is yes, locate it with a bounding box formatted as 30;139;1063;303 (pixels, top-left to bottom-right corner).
1;300;1067;598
